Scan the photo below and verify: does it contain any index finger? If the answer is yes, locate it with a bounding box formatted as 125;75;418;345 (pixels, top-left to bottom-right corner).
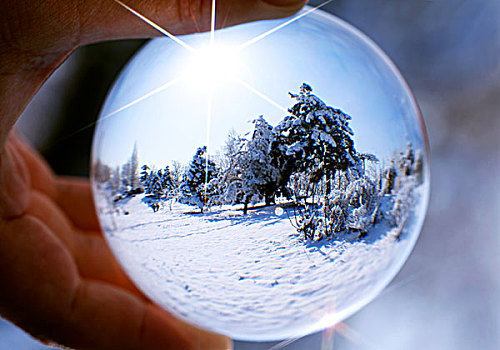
78;0;307;45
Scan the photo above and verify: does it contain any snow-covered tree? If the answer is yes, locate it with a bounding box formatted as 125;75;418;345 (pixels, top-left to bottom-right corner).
213;131;245;206
381;142;423;237
247;116;281;205
273;84;401;240
274;83;359;195
139;164;177;212
275;84;364;238
219;129;240;172
129;143;140;189
118;144;141;198
149;170;166;199
222;117;281;214
170;161;185;194
180;146;218;212
120;161;131;194
140;165;153;192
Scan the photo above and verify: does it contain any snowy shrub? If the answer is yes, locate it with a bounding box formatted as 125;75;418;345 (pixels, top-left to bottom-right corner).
290;168;381;241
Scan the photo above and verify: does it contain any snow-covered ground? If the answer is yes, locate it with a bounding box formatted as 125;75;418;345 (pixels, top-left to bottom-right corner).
95;190;424;341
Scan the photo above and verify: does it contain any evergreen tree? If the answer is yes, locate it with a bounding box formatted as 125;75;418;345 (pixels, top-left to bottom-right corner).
149;170;165;199
273;83;359;194
277;84;365;239
140;165;170;212
129;143;140;189
140;164;153;194
159;166;175;199
140;165;176;201
180;146;218;212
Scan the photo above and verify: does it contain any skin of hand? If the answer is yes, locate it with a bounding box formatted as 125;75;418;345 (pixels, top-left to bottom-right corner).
0;0;306;349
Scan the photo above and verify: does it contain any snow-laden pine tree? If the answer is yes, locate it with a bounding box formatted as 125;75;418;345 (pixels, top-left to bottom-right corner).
160;166;176;199
140;165;153;193
180;146;218;212
274;83;359;196
273;84;363;238
139;165;177;212
149;172;164;197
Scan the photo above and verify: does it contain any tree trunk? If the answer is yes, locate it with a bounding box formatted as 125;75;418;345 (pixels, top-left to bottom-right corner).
324;169;334;195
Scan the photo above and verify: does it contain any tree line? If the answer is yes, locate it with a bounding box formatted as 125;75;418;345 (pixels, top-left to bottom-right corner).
94;83;423;240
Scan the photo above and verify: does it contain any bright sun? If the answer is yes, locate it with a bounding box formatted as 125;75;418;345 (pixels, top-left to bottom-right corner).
183;44;242;92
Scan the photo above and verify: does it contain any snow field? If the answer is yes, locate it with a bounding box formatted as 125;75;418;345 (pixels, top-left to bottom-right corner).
98;194;413;340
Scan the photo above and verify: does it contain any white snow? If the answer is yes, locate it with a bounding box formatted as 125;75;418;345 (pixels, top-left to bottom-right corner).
94;189;423;341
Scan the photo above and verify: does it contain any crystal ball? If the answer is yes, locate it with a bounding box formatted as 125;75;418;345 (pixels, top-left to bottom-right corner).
91;8;430;341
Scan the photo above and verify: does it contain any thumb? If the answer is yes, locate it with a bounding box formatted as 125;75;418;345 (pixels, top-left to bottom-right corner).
79;0;307;45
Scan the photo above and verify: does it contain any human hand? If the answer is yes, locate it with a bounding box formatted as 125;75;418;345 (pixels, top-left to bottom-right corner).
0;1;306;349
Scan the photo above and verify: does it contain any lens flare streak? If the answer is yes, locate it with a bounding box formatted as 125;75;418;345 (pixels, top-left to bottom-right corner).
334;322;370;348
113;0;195;52
102;77;183;120
211;0;217;45
321;324;336;350
204;92;214;205
236;78;289;113
237;0;334;50
267;337;302;350
108;0;328;122
68;1;335;143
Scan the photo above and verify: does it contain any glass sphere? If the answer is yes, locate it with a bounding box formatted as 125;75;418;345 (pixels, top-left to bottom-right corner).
91;7;430;341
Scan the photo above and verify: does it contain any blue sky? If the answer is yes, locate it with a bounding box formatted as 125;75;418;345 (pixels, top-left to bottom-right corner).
93;10;424;169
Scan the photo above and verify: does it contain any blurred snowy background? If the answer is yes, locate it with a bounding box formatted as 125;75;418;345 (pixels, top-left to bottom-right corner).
2;0;499;349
